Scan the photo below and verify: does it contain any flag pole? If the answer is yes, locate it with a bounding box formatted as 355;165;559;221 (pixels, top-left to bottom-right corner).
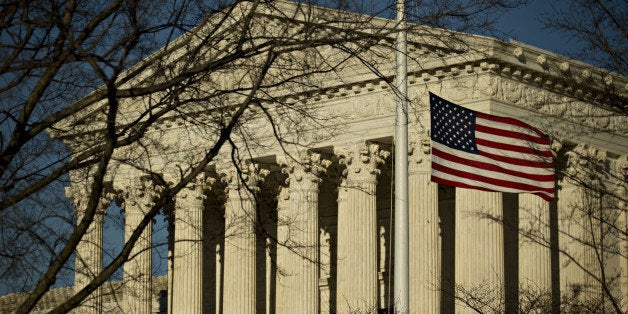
394;0;409;312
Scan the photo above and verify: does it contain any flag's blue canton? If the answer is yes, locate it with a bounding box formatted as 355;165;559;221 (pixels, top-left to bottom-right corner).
430;95;478;154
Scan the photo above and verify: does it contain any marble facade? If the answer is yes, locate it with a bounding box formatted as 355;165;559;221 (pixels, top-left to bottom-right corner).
61;63;626;313
1;1;626;313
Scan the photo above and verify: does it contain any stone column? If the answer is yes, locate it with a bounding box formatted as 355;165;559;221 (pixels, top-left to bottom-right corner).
557;171;586;299
335;177;348;312
172;174;214;313
408;135;440;312
221;162;268;314
122;180;159;314
563;145;628;311
559;145;605;302
68;186;109;314
275;186;290;313
276;152;330;313
455;189;504;313
615;155;628;312
518;194;551;299
335;142;389;312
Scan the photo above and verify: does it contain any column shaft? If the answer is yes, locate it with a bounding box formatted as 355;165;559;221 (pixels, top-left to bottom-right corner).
559;156;591;301
276;153;327;314
223;188;256;313
348;180;379;310
336;181;378;312
122;181;156;314
409;171;440;312
124;209;153;313
276;188;320;313
172;182;207;314
519;194;551;297
275;188;290;313
621;205;628;313
335;185;349;312
335;143;387;312
290;189;319;313
167;210;174;314
619;156;628;313
455;189;504;312
74;208;105;313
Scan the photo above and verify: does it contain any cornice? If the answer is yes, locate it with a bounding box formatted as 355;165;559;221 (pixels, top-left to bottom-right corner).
54;53;625;152
50;3;626;153
492;40;626;107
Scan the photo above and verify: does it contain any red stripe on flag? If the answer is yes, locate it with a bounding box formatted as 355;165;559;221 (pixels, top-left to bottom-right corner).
429;92;555;202
475;124;551;145
432;147;555;182
431;176;555;202
476;138;554;158
432;162;555;194
476;111;549;138
477;149;553;168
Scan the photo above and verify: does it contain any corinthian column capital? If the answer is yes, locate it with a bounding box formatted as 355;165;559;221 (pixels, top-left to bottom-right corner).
334;142;389;184
564;143;608;187
121;179;162;215
177;173;215;205
278;151;331;191
409;130;431;174
218;160;269;193
65;184;110;218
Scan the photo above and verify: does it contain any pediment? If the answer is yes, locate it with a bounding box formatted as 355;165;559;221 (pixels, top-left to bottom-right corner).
49;0;626;159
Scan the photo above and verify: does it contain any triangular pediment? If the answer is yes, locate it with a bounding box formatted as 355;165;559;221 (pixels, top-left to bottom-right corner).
50;0;626;158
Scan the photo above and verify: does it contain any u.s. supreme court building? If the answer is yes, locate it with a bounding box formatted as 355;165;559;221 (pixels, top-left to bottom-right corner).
1;1;626;313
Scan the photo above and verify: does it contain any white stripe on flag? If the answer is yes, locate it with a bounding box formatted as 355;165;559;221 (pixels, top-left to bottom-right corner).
433;142;554;176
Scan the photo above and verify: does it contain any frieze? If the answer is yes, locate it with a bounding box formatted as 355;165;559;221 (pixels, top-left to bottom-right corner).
84;69;626;190
58;57;625;154
521;87;550;111
433;73;626;135
473;74;499;98
350;94;394;118
501;79;524;104
439;75;476;102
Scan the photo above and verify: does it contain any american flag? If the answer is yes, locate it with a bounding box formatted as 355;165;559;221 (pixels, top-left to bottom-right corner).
429;93;555;201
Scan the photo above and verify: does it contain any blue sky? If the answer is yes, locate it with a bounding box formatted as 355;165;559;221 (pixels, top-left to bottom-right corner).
493;0;582;56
